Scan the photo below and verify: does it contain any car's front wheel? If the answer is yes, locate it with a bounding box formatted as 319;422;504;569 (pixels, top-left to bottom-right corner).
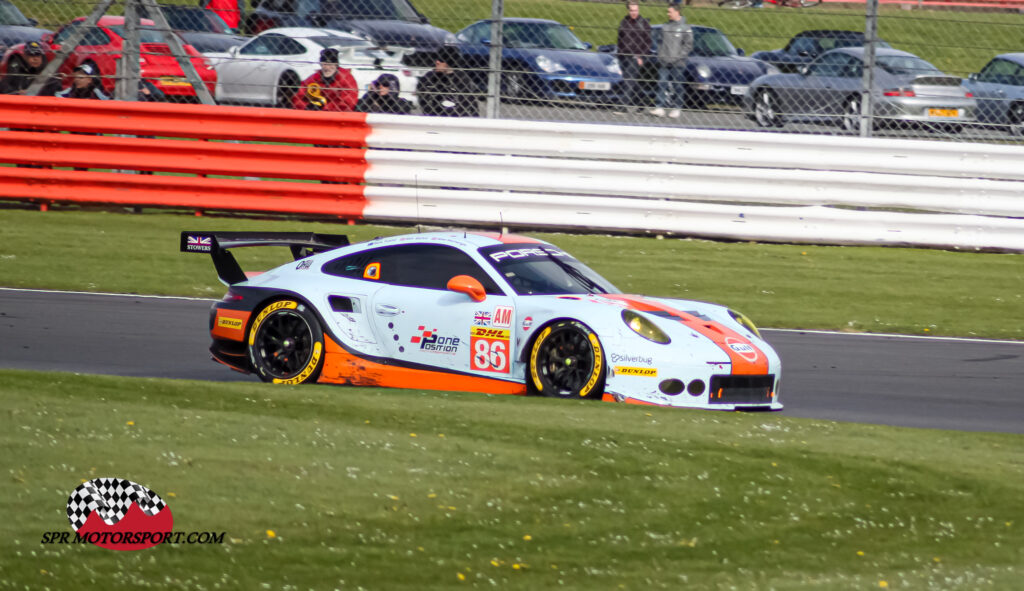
1008;102;1024;136
840;95;863;133
275;71;299;108
753;89;784;128
247;299;325;384
528;320;605;400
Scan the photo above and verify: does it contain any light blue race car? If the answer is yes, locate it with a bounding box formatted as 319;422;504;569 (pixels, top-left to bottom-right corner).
183;230;782;410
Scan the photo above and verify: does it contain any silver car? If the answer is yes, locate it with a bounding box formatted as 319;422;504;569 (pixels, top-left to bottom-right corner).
964;53;1024;136
743;47;977;133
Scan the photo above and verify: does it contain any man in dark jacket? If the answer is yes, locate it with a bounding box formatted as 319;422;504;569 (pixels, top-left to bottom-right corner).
417;45;478;117
0;41;61;96
356;73;413;114
615;2;652;114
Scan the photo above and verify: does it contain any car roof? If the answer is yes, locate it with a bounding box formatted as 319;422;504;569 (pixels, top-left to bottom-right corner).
796;30;865;38
353;231;549;251
73;15;156;26
831;46;918;59
258;26;364;40
652;24;719;33
476;18;561;25
992;53;1024;65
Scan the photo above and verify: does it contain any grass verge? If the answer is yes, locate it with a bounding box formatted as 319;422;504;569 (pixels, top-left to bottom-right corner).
1;208;1022;340
1;370;1022;590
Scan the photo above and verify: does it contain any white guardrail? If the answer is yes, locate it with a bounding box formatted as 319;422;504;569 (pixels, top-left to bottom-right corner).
359;115;1024;251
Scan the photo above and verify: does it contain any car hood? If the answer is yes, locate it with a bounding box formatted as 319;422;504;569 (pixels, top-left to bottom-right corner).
332;19;451;50
178;31;246;54
0;25;52;48
691;54;770;81
506;48;618;77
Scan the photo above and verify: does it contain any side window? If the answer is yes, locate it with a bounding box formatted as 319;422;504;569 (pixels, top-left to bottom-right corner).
790;37;819;56
81;26;111;47
323;245;504;294
240;34;283;56
978;59;1017;84
277;37;306;56
807;53;846;78
458;22;487;44
54;23;80;45
839;54;863;78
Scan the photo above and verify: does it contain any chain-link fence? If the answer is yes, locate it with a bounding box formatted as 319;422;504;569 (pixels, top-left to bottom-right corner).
3;0;1024;143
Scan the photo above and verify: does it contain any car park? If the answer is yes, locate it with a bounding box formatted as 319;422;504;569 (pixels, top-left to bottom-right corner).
213;26;422;107
242;0;453;68
183;230;782;410
750;30;890;73
0;15;215;100
743;47;976;133
455;18;623;104
963;53;1024;136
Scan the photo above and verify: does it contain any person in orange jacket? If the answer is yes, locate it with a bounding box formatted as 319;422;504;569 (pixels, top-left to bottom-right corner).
201;0;245;32
292;48;358;112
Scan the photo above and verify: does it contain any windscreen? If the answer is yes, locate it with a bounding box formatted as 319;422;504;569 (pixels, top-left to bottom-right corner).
693;29;737;57
0;2;30;25
877;55;942;76
109;25;176;44
479;244;620;296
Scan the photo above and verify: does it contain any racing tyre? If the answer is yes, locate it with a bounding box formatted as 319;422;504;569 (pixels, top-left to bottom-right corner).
247;299;325;385
840;95;862;132
753;89;784;128
275;71;299;108
1008;102;1024;136
528;320;605;400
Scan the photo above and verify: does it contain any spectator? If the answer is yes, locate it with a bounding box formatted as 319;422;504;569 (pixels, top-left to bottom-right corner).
0;41;61;96
650;1;692;119
201;0;245;32
615;2;652;114
417;45;478;117
292;48;358;112
56;64;110;100
356;73;413;114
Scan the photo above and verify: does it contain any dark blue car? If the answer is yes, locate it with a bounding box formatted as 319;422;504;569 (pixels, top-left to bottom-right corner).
454;18;623;104
751;30;890;74
964;53;1024;136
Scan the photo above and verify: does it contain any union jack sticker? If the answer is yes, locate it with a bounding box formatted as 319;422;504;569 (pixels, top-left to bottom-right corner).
185;235;213;252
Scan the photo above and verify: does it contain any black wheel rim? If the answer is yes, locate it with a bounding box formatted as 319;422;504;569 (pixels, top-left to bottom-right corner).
755;91;775;127
844;99;860;131
537;328;596;395
255;311;313;379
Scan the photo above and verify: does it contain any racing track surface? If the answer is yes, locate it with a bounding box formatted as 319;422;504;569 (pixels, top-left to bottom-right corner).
1;288;1021;434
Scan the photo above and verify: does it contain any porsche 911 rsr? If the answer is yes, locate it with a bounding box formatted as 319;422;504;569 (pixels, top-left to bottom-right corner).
181;231;782;410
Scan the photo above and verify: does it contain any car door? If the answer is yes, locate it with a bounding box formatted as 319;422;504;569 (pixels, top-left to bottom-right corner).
216;33;300;103
794;52;853;117
967;58;1022;124
357;243;518;377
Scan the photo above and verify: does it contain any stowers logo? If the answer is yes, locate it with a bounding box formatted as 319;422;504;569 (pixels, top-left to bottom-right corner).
41;478;224;550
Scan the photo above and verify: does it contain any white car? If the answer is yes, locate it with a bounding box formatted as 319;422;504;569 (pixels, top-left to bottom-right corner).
213;27;424;107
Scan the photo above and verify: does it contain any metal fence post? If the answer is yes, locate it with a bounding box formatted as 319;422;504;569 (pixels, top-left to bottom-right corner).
860;0;879;138
116;0;141;101
485;0;504;119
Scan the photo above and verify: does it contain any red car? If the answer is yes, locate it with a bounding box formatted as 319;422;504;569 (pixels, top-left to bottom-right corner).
0;15;216;99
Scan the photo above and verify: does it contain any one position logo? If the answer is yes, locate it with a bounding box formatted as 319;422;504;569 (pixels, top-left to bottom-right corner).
66;478;173;551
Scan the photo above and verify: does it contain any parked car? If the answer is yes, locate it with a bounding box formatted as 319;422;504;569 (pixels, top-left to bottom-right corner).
140;5;247;56
599;24;778;109
0;0;51;57
0;15;216;100
750;30;890;74
964;53;1024;136
214;27;423;107
455;18;623;104
183;230;782;410
743;47;976;133
242;0;453;68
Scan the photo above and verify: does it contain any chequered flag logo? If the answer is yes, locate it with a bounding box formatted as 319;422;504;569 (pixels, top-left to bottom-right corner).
66;478;167;532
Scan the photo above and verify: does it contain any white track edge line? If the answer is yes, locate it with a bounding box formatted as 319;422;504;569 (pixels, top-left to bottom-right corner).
0;287;218;302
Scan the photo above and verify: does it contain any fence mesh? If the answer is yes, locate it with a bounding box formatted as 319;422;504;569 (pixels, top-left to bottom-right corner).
2;0;1024;143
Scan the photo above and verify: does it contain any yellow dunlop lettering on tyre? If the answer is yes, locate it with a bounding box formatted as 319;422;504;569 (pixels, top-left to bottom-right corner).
580;333;603;397
248;300;298;346
273;342;322;385
529;326;552;392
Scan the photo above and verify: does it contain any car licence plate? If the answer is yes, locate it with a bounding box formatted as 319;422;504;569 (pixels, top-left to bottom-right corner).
730;85;748;96
927;108;959;118
159;76;192;87
579;81;611;91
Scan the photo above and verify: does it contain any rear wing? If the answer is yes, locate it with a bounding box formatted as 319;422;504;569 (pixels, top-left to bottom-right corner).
180;231;349;285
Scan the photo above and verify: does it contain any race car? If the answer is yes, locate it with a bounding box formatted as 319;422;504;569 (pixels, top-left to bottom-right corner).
181;230;782;410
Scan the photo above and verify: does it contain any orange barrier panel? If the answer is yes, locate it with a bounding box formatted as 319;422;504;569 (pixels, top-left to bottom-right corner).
0;167;367;216
0;95;373;215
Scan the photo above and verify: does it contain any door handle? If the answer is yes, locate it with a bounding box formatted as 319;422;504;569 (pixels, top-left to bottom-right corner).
375;304;400;316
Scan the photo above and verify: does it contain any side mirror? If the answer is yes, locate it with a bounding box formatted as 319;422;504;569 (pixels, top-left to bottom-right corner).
736;48;745;56
28;18;38;27
968;72;978;81
228;45;239;57
447;275;486;302
583;41;592;50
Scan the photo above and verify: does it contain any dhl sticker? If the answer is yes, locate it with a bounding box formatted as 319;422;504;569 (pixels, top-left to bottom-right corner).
471;327;510;339
615;366;658;377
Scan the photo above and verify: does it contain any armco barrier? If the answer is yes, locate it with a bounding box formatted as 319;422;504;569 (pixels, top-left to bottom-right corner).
2;94;1024;251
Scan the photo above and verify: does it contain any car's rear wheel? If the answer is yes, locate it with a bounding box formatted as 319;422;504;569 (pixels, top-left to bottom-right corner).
275;71;299;108
1008;102;1024;136
753;89;783;128
528;320;605;400
840;95;862;132
247;299;325;385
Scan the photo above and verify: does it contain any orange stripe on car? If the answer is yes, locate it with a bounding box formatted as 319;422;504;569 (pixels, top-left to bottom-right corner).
604;294;769;375
319;335;527;395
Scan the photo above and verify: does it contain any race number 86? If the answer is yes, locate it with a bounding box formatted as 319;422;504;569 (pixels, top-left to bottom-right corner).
471;337;509;373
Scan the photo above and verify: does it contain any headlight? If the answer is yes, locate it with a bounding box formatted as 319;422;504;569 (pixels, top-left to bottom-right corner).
621;310;671;344
535;54;564;73
696;64;712;79
764;64;781;76
728;309;761;339
607;59;622;75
